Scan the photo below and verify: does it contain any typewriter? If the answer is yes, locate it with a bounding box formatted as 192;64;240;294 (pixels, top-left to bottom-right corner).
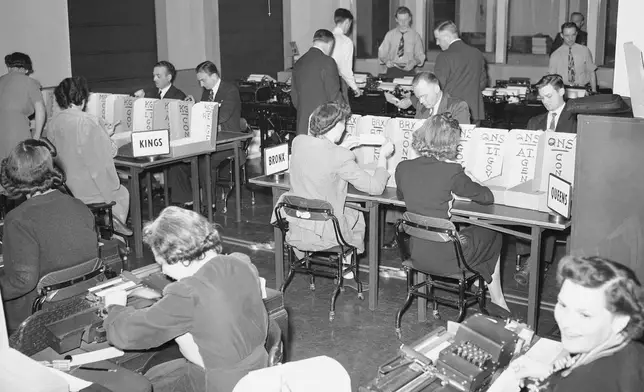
361;314;533;392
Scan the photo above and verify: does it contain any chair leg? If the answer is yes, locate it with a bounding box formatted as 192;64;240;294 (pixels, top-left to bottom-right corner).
280;248;296;293
352;251;364;300
329;271;343;322
456;279;468;322
395;268;415;340
222;160;235;213
477;276;489;315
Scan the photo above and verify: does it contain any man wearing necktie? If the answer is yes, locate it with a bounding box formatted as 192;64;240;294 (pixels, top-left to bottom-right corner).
133;61;187;100
378;6;425;78
548;22;597;92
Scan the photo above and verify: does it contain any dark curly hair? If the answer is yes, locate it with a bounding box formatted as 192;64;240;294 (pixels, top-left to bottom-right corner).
143;206;223;265
411;113;460;160
0;139;63;199
55;76;90;110
557;255;644;340
309;101;351;137
5;52;33;74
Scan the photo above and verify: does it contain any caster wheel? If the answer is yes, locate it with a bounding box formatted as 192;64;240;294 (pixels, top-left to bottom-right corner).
358;293;364;300
222;207;228;213
340;286;345;292
333;278;338;285
329;311;335;321
309;284;315;291
395;328;402;340
432;311;441;320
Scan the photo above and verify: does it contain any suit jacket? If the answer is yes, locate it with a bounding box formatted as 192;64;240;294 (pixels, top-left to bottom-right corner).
144;84;187;100
550;30;588;55
200;80;242;133
526;102;577;133
412;92;471;124
434;40;487;122
280;135;389;252
291;47;344;135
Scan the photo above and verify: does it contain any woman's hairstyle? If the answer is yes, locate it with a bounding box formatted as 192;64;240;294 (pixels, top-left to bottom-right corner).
557;255;644;340
55;76;90;110
309;101;351;137
142;206;223;265
0;139;63;198
5;52;33;73
411;113;460;160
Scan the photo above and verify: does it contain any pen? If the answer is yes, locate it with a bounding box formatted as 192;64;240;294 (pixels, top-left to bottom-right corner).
77;366;117;372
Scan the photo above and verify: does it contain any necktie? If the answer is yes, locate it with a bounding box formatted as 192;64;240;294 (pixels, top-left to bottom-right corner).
397;32;406;58
157;90;162;99
568;47;576;85
208;89;214;102
549;112;557;130
427;107;434;117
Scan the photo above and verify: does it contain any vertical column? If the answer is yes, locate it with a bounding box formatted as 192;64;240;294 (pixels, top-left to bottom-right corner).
282;0;292;69
495;0;508;63
485;0;495;53
559;0;570;27
585;0;603;64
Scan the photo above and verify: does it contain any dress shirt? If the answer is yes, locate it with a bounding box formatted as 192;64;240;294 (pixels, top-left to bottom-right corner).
159;84;171;99
430;92;444;116
548;103;566;130
549;43;596;86
378;28;426;69
331;26;359;92
209;79;222;102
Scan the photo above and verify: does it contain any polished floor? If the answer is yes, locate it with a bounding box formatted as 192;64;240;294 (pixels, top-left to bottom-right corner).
124;159;565;389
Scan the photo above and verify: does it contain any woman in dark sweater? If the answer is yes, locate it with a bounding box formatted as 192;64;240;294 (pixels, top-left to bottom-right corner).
513;255;644;392
395;113;509;313
0;139;98;332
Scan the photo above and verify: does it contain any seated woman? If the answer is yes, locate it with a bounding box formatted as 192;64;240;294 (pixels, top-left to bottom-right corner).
285;102;394;264
512;255;644;392
45;76;131;235
0;140;98;332
394;113;509;314
104;206;269;392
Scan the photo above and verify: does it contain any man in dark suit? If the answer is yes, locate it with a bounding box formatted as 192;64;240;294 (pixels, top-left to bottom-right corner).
550;12;588;55
291;29;343;135
168;61;244;206
391;71;471;124
433;21;487;124
526;74;577;133
134;61;187;100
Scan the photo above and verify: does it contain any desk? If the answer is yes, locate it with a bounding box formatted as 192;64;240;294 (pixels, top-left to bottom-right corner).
249;174;570;330
115;132;252;259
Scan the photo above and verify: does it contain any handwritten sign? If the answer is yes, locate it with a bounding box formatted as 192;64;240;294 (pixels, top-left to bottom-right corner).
167;100;193;140
153;100;171;130
87;93;111;120
547;174;572;218
132;98;158;131
498;129;542;188
456;124;476;169
264;143;289;175
533;132;577;191
190;102;219;141
104;94;129;127
131;129;170;157
384;117;423;187
357;115;390;164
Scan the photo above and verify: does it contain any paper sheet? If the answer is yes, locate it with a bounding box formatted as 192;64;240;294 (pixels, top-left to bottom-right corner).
48;367;92;392
68;347;124;366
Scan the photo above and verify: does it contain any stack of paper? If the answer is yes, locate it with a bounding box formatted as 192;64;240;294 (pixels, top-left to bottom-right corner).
532;37;548;55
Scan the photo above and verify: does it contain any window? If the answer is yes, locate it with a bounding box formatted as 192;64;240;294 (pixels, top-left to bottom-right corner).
356;0;392;58
603;0;618;66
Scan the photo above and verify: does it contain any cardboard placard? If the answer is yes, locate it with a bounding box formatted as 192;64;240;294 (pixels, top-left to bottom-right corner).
167;100;193;140
131;129;171;157
533;131;577;191
468;128;509;183
86;92;111;120
108;96;136;133
384;117;424;187
132;98;158;132
152;100;171;130
345;113;364;163
491;129;542;188
548;174;572;218
190;102;220;141
456;124;476;169
356;115;390;165
264;143;289;175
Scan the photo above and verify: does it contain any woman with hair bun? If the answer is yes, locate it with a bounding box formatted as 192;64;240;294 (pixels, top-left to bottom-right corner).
0;139;97;332
103;206;269;392
0;52;46;162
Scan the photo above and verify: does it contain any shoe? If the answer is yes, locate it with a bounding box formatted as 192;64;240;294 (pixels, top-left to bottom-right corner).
113;217;133;236
382;237;399;250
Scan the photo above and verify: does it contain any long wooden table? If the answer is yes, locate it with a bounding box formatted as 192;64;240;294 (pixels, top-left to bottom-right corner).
115;132;253;258
250;173;571;331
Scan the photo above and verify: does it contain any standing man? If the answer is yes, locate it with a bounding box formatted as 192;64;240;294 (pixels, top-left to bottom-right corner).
433;20;487;124
549;22;597;92
378;6;425;78
390;72;470;124
168;61;244;206
550;12;588;55
134;61;187;99
291;29;343;135
332;8;361;102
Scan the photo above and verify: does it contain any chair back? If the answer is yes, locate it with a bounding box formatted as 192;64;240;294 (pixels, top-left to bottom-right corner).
274;195;351;249
265;318;283;367
32;257;105;313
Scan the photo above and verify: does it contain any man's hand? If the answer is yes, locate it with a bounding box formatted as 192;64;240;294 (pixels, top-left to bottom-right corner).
104;120;121;136
104;290;127;307
133;89;145;98
352;88;362;98
386;61;395;68
340;135;361;150
184;95;195;103
380;140;395;158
